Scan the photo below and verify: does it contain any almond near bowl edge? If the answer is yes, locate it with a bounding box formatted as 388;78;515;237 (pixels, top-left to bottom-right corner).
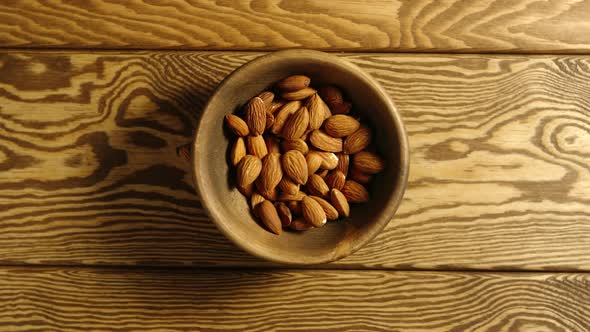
192;49;409;265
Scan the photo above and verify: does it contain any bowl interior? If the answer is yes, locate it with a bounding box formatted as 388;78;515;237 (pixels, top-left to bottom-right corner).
194;50;408;264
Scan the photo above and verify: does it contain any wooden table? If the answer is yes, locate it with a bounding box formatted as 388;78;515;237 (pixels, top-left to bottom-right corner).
2;1;590;330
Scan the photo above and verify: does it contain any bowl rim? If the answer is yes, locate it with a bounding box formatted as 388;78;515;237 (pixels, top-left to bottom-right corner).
192;49;410;265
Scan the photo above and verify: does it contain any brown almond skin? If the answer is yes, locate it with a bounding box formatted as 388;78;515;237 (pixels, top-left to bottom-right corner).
278;191;306;201
225;114;249;136
301;196;327;227
309;130;343;153
330;188;350;217
336;153;349;176
236;155;262;188
256;200;282;235
349;167;373;184
265;136;281;154
238;182;254;197
352;151;385;174
289;218;313;231
343;126;372;154
342;180;369;203
230;137;246;167
257;153;283;193
324;170;346;190
324;115;360;138
245;97;266;136
278;177;300;195
247;135;268;159
278;75;311;92
307;174;330;198
265;112;275;130
316;151;338;170
318;169;329;178
331;101;352;115
271;100;301;134
281;139;309;155
310;196;339;220
282;106;309;140
257;91;274;109
269;99;286;114
275;202;292;227
306;152;323;175
318;85;343;107
306;93;327;130
250;192;266;217
282;87;317;101
282;150;308;185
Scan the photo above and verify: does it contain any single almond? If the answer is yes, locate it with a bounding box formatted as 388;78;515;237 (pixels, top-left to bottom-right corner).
343;126;372;154
250;191;266;216
330;188;350;217
245;97;266;136
342;180;369;203
289;218;313;231
301;196;327;227
306;93;328;130
287;200;302;216
331;101;352;115
225;114;249;136
265;111;275;130
247;135;268;159
236;155;262;188
282;106;309;140
324;170;346;190
316;151;339;170
318;169;329;178
257;153;283;193
282;87;317;101
318;85;343;107
310;196;339;220
265;135;281;154
323;102;332;120
281;139;309;155
309;130;343;152
324;115;360;138
336;153;349;176
278;191;306;201
278;177;300;195
306;152;323;175
256;200;282;235
282;150;308;185
278;75;311;92
271;100;301;134
307;174;330;198
353;151;385;174
257;91;274;110
349;167;373;184
269;98;286;114
230;137;247;167
275;202;292;227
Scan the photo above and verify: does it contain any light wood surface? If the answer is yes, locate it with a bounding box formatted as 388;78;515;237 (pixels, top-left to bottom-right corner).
1;0;590;53
1;267;588;331
1;51;589;269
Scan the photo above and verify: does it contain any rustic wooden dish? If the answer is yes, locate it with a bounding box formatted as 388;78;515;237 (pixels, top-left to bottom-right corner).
193;49;409;265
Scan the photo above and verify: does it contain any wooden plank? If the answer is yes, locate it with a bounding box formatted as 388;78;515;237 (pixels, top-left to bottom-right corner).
1;267;588;331
2;0;590;53
1;51;590;270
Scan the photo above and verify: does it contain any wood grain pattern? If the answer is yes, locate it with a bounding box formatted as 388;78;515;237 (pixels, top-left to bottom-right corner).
2;0;590;53
1;267;589;331
1;51;590;270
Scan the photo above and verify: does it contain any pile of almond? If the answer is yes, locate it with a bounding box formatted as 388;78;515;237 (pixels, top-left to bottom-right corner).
225;75;384;235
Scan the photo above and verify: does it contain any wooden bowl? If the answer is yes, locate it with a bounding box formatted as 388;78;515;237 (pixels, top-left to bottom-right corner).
193;49;409;265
